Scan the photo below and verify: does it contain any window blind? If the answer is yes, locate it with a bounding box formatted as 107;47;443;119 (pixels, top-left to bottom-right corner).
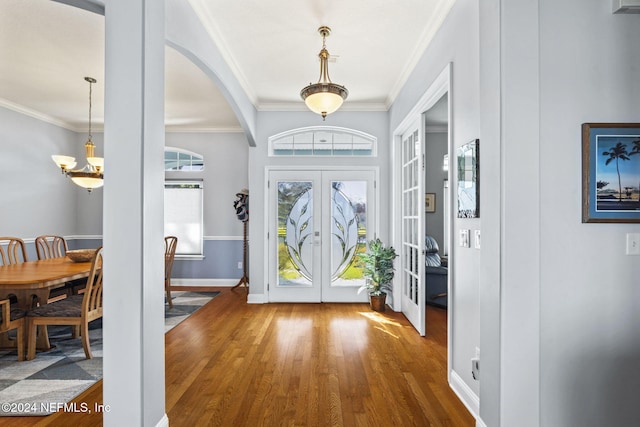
164;180;203;256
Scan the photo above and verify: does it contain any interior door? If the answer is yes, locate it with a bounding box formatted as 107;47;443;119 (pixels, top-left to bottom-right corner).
400;120;426;335
268;170;375;303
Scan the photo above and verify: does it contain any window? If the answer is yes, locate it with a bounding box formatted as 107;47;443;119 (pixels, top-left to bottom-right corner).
164;147;204;171
269;126;376;156
164;180;203;257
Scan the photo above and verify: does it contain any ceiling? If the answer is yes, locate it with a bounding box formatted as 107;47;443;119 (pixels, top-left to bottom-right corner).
0;0;454;132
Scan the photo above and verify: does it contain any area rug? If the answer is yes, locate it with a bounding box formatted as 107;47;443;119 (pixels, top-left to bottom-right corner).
0;291;218;416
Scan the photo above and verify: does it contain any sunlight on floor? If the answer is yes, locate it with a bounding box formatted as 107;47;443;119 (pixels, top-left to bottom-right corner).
358;311;403;339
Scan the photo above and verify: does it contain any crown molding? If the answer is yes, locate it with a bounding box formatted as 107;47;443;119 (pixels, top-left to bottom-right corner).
0;98;79;132
257;101;388;112
387;0;456;105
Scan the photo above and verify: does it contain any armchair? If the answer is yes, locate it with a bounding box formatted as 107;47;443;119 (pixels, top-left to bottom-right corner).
425;235;447;308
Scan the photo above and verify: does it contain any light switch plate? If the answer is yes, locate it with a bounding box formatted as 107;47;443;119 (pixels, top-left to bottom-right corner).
626;233;640;255
474;230;481;249
459;229;470;248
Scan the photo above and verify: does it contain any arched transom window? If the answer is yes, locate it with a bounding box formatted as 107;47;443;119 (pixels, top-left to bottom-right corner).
164;147;204;171
269;126;376;157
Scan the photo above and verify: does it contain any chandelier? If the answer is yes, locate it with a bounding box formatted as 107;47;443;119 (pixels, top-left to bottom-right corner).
51;77;104;192
300;26;348;120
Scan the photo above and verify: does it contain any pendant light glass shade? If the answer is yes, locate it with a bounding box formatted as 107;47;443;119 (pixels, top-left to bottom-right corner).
300;26;348;120
51;77;104;192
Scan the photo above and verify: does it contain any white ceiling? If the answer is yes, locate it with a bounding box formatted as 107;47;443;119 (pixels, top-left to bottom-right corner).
0;0;454;132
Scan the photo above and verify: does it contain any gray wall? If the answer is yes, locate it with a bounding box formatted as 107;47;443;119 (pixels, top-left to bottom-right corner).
0;112;249;281
391;0;481;401
478;0;640;426
425;131;448;249
539;1;640;426
0;106;80;239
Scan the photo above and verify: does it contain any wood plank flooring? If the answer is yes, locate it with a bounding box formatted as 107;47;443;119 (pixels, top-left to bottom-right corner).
4;288;474;426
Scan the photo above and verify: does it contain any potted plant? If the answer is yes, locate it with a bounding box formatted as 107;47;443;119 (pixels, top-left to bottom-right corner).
357;238;398;312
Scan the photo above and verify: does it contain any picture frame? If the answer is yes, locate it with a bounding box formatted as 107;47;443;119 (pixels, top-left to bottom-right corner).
457;139;479;218
425;193;436;213
582;123;640;223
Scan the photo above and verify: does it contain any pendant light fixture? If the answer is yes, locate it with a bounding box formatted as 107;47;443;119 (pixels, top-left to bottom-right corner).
300;26;349;120
52;77;104;192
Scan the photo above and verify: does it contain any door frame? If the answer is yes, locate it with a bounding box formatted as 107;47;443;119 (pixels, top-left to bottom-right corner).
391;63;453;371
263;165;380;302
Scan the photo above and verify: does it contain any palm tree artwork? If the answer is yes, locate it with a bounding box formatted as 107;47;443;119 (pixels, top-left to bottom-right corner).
602;142;630;202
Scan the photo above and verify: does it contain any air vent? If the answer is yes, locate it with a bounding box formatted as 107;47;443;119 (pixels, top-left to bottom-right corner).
613;0;640;13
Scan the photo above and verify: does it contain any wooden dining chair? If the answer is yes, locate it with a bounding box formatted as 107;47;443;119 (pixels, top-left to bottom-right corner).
35;235;68;260
0;299;25;361
35;235;85;299
165;236;178;308
0;237;28;265
26;247;103;361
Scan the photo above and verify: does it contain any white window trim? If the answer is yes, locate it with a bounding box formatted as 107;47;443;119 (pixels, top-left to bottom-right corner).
268;126;377;157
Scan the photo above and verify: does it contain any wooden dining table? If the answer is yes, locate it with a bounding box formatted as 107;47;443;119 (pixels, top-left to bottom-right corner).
0;256;94;351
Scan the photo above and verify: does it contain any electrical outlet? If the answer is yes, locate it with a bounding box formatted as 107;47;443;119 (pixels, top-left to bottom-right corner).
471;357;480;380
237;262;243;269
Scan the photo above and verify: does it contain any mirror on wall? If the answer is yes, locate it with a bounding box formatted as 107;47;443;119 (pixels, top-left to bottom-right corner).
457;139;479;218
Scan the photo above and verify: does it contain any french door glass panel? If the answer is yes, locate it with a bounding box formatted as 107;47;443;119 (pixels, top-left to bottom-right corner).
328;180;367;287
269;170;374;302
277;180;314;287
400;120;425;335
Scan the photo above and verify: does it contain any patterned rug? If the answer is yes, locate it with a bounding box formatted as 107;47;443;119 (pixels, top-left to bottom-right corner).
0;291;218;416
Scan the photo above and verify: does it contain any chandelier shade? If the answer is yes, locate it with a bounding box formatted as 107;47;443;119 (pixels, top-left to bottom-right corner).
300;26;348;120
51;77;104;192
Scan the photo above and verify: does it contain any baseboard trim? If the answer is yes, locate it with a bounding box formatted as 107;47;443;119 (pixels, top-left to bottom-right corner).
172;278;238;287
155;414;169;427
450;369;479;420
247;293;266;304
476;416;488;427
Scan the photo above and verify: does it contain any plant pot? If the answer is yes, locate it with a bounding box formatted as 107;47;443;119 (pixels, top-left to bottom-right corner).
369;294;387;312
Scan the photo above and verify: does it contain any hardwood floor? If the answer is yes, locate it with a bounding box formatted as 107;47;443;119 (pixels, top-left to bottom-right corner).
4;288;474;426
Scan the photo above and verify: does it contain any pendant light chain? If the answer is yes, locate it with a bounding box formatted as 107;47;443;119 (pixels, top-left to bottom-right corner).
87;78;93;142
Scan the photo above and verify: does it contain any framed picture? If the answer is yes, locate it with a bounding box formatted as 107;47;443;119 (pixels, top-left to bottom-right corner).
457;139;479;218
425;193;436;213
582;123;640;223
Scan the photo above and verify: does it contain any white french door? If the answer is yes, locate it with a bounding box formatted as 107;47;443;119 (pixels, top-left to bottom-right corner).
268;169;376;302
400;120;426;335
